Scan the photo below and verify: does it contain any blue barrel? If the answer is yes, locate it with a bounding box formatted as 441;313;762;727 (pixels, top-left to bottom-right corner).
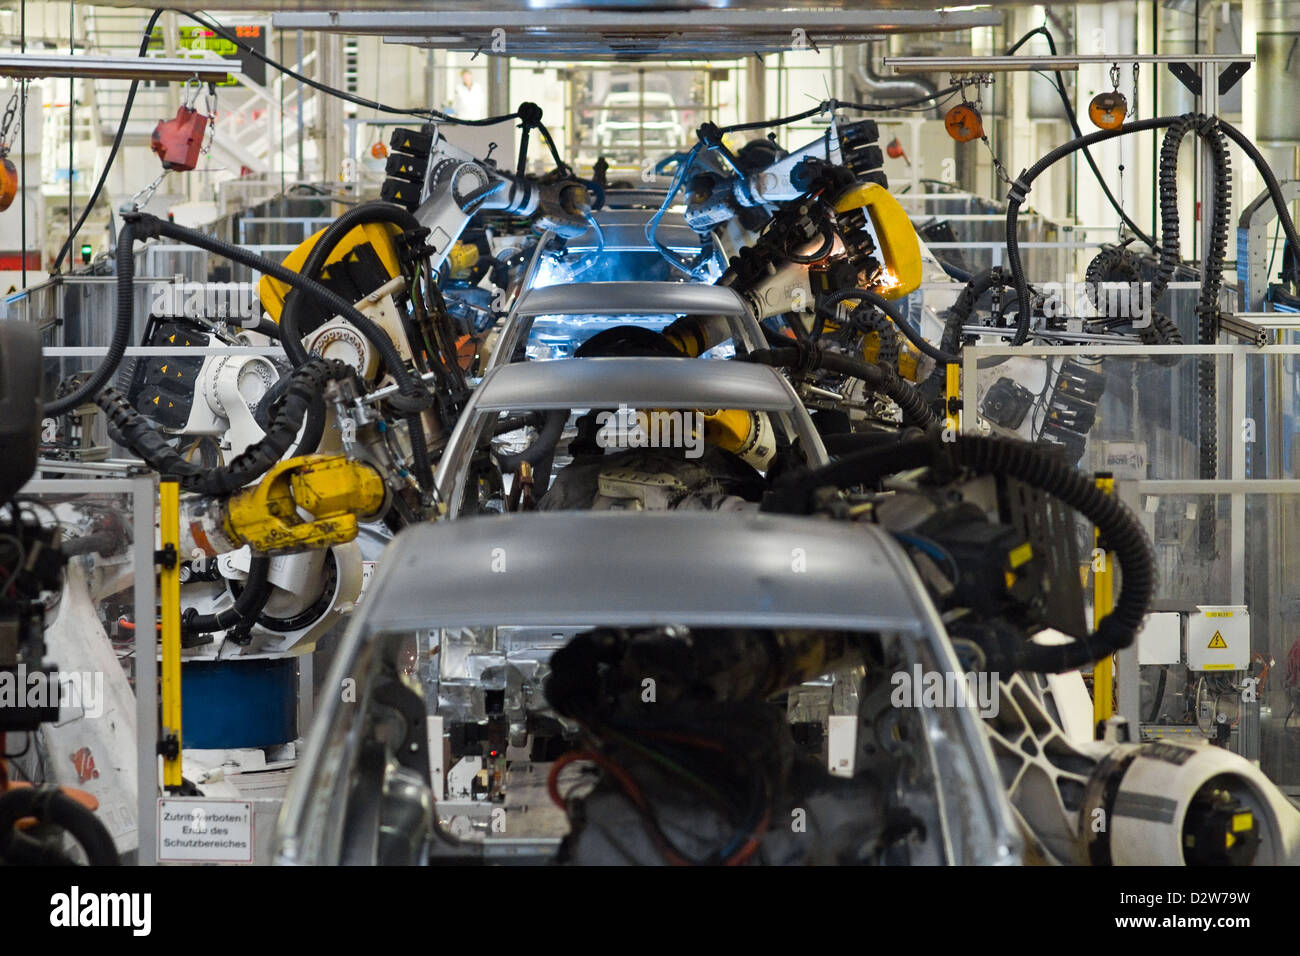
181;659;297;749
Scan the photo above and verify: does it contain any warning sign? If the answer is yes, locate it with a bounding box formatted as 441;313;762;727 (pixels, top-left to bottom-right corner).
1207;630;1228;649
157;798;254;863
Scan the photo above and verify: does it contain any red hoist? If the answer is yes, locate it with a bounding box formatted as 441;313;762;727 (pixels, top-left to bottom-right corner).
150;79;217;173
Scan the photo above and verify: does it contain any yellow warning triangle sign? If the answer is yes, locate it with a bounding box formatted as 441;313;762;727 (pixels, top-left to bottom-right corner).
1208;630;1228;649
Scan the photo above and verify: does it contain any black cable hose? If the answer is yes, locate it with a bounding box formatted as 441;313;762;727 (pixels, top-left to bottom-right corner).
44;222;138;417
4;830;80;865
848;303;899;371
406;412;435;496
1004;116;1182;347
718;85;965;136
254;372;327;457
817;287;961;366
178;8;521;127
1167;119;1231;494
181;556;272;635
51;8;162;274
816;351;934;429
764;431;941;506
96;358;352;495
939;266;1039;364
836;88;963;114
1084;243;1141;315
278;201;452;496
129;213;431;414
0;786;120;866
766;432;1155;674
1218;120;1300;259
957;435;1154;672
1006;114;1245;522
719;102;829;134
1032;27;1157;249
278;201;423;367
746;344;936;429
1004;112;1300;346
495;409;568;472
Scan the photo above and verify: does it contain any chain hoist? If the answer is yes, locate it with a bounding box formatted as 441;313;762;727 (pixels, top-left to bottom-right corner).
150;77;217;173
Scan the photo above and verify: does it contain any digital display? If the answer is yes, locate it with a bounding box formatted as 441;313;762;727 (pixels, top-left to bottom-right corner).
149;23;267;88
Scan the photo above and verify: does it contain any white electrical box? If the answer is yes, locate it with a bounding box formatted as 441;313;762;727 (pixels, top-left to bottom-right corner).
1137;611;1182;665
1185;605;1249;672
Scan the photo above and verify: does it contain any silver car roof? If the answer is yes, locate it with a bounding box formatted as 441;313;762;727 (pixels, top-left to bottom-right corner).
467;356;800;412
353;511;943;634
511;281;748;318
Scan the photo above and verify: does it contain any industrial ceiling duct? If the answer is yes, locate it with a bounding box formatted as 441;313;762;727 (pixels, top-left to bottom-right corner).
851;42;941;118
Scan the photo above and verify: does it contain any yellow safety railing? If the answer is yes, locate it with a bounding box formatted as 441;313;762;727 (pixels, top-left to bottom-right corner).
945;361;961;433
158;478;183;789
1092;474;1115;730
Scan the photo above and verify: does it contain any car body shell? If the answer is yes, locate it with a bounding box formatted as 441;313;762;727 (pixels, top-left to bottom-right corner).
432;355;829;516
274;510;1026;866
487;279;766;371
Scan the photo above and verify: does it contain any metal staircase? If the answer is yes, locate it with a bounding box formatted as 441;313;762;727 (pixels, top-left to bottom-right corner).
79;7;321;188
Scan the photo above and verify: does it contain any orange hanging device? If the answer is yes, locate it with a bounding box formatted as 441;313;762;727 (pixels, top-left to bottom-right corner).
1089;65;1129;130
151;106;209;172
945;103;984;143
0;156;16;213
0;83;25;212
1088;91;1128;130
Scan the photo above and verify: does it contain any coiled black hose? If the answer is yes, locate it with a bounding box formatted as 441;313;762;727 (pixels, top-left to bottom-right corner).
43;222;137;417
127;213;431;415
955;435;1154;673
254;372;327;457
181;555;272;635
938;267;1042;364
1193;119;1232;544
1006;115;1228;526
817;287;961;367
764;432;1155;673
406;413;435;496
1082;223;1185;361
1004;112;1300;347
942;267;1002;355
745;344;936;429
1083;244;1142;316
96;358;352;495
1004;116;1183;346
0;786;120;866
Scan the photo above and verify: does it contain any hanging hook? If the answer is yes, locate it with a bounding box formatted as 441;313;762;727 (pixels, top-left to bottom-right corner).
182;75;201;111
